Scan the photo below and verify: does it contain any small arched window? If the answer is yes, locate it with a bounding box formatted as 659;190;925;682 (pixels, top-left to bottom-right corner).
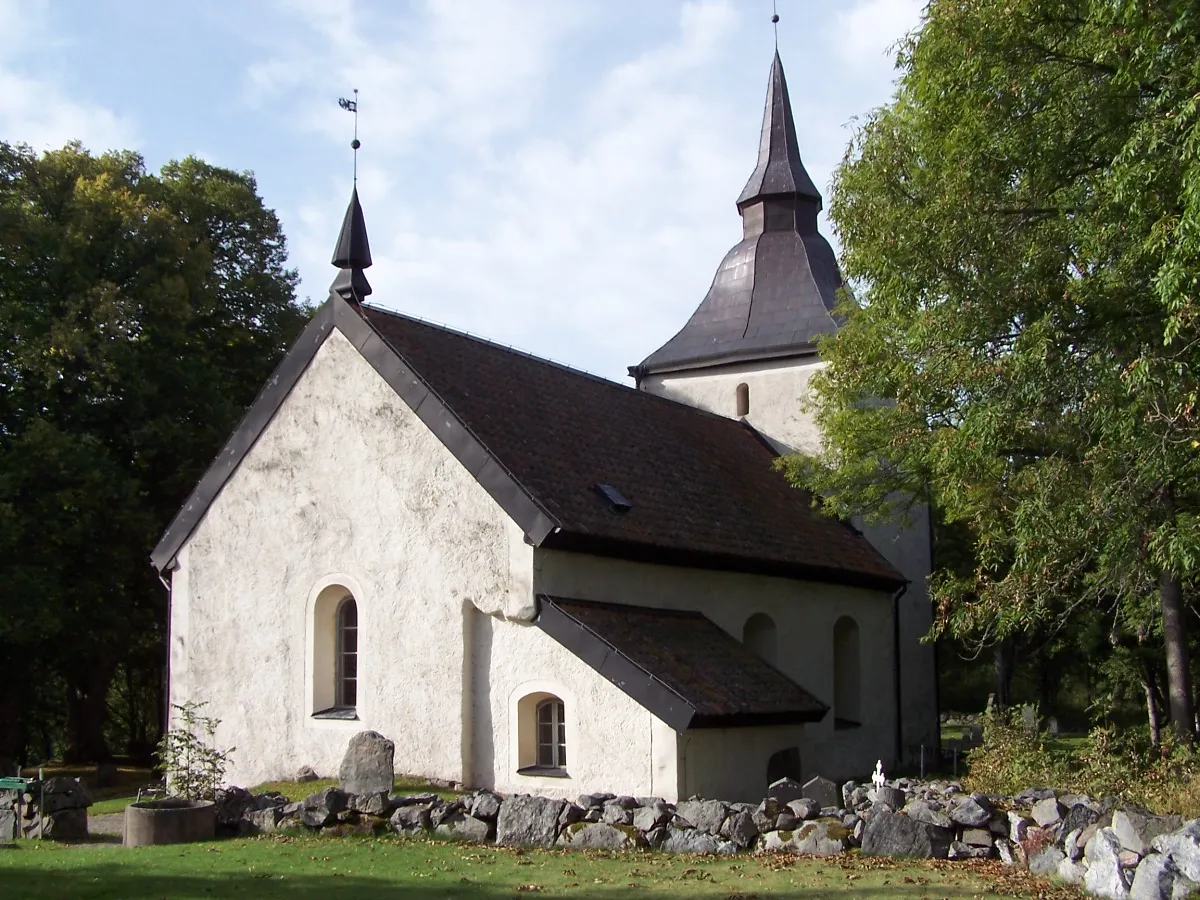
536;698;566;768
743;613;778;665
833;616;861;729
336;597;358;709
736;382;750;416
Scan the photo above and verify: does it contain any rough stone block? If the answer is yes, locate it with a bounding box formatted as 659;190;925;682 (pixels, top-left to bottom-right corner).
767;777;805;805
719;810;758;849
1028;844;1066;875
435;812;490;843
1152;819;1200;882
338;731;395;796
557;822;639;850
860;810;950;859
1113;809;1182;856
469;791;502;822
950;795;992;828
1032;796;1065;828
1085;827;1133;899
801;776;839;810
662;825;721;854
496;795;565;848
786;798;820;821
675;799;729;835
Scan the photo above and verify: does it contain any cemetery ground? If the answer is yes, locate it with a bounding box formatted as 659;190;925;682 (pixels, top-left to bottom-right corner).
0;831;1084;899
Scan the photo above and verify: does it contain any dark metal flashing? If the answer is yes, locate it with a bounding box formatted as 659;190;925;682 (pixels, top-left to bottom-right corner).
538;530;905;593
630;342;820;382
150;303;336;572
150;294;560;574
534;595;827;731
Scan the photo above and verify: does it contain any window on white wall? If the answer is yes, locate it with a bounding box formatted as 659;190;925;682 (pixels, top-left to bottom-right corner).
833;616;861;729
736;382;750;416
516;692;569;776
312;585;359;719
743;613;778;665
336;597;358;709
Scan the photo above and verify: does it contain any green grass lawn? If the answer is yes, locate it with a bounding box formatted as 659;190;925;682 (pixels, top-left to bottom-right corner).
0;833;1085;899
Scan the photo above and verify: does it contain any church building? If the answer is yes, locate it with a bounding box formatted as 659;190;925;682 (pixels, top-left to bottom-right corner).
152;51;938;803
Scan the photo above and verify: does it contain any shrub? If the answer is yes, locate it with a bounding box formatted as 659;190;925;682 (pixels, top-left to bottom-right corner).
965;708;1200;816
155;701;235;801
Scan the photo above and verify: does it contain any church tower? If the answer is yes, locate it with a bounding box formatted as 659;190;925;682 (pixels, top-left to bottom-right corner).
632;50;940;762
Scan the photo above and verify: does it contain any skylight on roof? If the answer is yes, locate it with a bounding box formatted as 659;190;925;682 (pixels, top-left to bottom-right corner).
595;483;632;513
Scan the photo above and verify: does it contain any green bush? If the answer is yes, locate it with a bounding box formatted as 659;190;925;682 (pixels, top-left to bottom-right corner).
965;709;1200;816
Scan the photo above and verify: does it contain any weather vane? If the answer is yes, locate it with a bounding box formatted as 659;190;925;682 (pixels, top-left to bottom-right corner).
771;0;779;47
338;88;360;183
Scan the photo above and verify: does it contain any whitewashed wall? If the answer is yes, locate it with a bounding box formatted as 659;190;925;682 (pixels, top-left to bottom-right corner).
533;550;897;787
170;330;522;787
639;358;940;765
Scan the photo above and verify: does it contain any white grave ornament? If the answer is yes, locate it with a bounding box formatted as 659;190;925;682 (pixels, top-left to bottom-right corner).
871;760;886;790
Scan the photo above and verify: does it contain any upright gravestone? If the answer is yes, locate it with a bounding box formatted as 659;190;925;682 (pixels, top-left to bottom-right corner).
800;776;840;810
338;731;395;796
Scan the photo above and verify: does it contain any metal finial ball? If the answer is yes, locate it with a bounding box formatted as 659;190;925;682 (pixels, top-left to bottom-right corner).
351;138;361;150
771;13;779;23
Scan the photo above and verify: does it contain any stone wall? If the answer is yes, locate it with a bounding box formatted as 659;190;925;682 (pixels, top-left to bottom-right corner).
0;777;92;841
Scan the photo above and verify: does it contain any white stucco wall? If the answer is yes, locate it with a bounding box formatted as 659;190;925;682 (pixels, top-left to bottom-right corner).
467;605;678;800
639;358;940;765
169;329;527;787
533;550;897;787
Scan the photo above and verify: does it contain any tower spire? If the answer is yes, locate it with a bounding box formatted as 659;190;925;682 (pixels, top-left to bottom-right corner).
331;91;372;303
736;51;821;218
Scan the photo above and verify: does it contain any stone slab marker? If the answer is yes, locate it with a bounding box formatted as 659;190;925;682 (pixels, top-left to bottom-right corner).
338;731;395;795
801;776;839;810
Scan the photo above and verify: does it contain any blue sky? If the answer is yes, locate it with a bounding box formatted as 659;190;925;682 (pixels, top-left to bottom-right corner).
1;0;923;380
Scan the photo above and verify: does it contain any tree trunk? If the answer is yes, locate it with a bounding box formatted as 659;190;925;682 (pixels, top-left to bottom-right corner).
1144;666;1161;747
994;639;1016;707
1160;569;1195;743
64;663;116;763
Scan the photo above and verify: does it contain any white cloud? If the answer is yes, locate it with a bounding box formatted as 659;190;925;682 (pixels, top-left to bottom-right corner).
0;0;137;152
830;0;924;71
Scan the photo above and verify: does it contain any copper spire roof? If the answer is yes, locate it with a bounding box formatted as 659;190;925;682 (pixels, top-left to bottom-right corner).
330;186;373;301
633;51;843;377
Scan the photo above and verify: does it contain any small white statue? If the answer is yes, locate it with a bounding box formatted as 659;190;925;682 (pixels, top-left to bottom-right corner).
871;760;886;790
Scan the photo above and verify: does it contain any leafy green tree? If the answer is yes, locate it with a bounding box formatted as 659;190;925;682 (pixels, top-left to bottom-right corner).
0;143;306;764
782;0;1200;738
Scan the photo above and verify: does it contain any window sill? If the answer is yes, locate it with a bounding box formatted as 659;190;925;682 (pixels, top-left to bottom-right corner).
516;766;570;779
312;706;359;721
834;717;862;731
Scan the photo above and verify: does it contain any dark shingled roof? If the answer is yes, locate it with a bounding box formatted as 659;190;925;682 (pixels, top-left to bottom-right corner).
537;596;829;729
634;51;844;376
358;304;902;590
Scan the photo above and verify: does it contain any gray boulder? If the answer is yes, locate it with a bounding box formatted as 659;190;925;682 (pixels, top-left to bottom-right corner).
557;822;639;850
40;778;93;813
1028;844;1066;876
435;812;490;843
602;803;633;827
719;810;758;849
675;799;729;835
469;791;502;822
793;819;851;856
767;778;805;805
295;765;319;783
961;827;992;848
801;776;840;810
752;798;780;832
243;806;284;835
869;786;906;809
558;804;585;830
1129;854;1189;900
338;730;395;796
1032;796;1065;828
1114;809;1183;856
841;780;858;808
390;804;430;832
662;825;722;854
632;803;670;832
950;795;992;828
1058;856;1088;885
860;810;951;858
38;808;87;840
787;798;821;821
1085;827;1133;899
1153;819;1200;882
496;795;565;848
996;837;1023;867
949;841;989;859
906;800;952;829
0;808;16;841
1064;802;1101;834
349;792;389;817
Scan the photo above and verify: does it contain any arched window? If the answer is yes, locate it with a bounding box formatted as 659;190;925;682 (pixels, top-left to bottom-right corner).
336;597;358;709
833;616;861;729
536;698;566;768
516;691;569;776
743;613;777;665
736;382;750;416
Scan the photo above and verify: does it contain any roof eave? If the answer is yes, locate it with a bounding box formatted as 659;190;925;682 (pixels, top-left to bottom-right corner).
632;342;822;380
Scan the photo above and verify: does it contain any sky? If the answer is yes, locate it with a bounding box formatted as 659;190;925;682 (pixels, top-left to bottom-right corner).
0;0;924;381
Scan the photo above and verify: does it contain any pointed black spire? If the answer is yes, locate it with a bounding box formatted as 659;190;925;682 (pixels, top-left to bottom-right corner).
736;51;821;218
331;186;372;302
631;50;844;378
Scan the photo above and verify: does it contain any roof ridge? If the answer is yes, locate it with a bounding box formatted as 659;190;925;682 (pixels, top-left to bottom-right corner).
359;303;767;432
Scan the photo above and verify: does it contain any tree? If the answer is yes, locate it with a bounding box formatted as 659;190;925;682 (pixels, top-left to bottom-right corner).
781;0;1200;739
0;143;306;763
